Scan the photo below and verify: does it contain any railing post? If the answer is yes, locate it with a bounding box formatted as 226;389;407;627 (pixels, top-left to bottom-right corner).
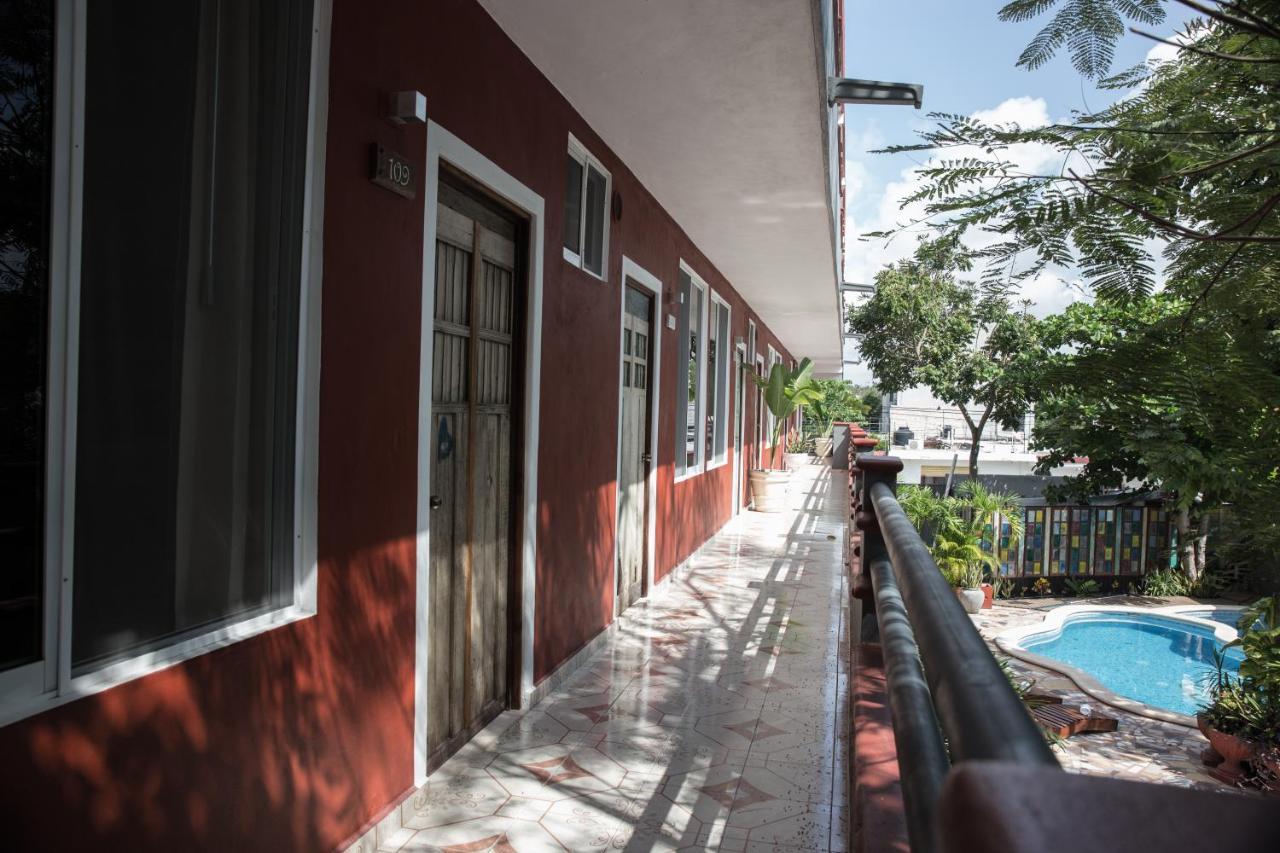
853;453;903;642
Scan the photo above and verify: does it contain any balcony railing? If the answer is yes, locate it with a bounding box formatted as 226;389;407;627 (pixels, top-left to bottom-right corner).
847;445;1058;853
838;429;1277;853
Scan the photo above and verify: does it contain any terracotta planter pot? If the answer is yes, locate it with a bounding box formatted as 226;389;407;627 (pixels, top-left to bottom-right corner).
955;587;984;614
1196;714;1224;767
748;469;790;513
1204;725;1259;783
980;583;994;609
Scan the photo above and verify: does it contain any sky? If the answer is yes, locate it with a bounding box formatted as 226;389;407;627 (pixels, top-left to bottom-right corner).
838;0;1193;382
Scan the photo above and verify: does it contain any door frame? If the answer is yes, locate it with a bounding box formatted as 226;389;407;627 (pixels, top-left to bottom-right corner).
415;121;544;785
731;341;746;515
611;257;662;621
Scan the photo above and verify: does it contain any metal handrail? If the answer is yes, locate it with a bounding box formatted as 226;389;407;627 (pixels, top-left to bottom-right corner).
868;557;949;853
868;479;1059;767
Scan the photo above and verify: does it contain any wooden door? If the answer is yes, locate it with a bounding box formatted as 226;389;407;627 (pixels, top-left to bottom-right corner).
427;175;522;770
616;283;652;614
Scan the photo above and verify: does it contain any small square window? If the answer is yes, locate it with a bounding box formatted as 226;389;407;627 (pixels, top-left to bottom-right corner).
624;329;632;355
563;136;610;280
623;362;632;387
635;364;645;389
636;333;647;356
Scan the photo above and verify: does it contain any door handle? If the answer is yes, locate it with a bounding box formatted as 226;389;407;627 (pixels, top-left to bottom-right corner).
641;452;652;464
429;495;443;510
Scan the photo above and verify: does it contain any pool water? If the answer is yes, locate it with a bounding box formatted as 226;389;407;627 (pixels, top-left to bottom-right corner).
1023;614;1242;716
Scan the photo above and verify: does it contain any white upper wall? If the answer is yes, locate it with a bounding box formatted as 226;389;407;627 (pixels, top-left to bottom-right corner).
477;0;844;374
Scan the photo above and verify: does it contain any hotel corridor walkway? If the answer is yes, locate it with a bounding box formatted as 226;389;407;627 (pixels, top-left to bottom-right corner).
372;462;849;851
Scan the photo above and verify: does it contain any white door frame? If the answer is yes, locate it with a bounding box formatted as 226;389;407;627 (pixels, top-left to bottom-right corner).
415;121;544;784
611;257;662;620
731;342;746;515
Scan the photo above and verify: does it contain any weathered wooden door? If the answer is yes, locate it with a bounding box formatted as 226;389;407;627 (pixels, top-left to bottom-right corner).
427;174;522;770
616;283;652;614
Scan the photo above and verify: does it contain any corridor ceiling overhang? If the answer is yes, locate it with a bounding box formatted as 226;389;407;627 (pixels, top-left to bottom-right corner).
476;0;846;375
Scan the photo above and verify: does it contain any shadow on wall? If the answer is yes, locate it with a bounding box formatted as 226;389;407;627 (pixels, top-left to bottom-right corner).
4;536;417;852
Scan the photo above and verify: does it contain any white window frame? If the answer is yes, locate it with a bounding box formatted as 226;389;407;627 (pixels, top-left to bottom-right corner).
0;0;329;729
674;261;709;482
562;133;611;281
705;291;732;470
765;345;781;446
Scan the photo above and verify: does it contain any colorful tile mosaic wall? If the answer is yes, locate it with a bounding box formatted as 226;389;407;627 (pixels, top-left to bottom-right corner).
1049;507;1092;575
1093;508;1117;574
1023;508;1046;575
1146;510;1175;571
1118;507;1144;574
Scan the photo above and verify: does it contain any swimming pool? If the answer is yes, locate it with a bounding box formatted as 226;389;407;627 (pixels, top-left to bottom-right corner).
997;605;1244;724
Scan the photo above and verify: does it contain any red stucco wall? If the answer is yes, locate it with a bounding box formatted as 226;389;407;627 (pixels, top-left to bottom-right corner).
0;1;798;849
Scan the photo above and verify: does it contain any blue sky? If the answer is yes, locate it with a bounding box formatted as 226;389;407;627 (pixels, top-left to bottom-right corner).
839;0;1193;380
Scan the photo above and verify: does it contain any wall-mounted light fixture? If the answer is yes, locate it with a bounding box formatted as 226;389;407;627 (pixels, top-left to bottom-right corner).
387;90;428;125
828;78;923;110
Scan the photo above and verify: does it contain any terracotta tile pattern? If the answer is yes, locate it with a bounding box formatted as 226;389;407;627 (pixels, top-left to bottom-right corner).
378;462;851;851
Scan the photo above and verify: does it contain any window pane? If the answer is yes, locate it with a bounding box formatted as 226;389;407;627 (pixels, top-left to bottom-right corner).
563;154;583;255
674;273;692;476
714;304;731;460
705;306;717;462
583;165;606;275
71;0;312;671
685;283;702;470
0;0;54;674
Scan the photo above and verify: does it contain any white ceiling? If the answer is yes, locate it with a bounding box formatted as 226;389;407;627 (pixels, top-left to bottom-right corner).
476;0;843;374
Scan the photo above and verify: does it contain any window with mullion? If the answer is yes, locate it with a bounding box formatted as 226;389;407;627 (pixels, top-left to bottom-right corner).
563;136;610;280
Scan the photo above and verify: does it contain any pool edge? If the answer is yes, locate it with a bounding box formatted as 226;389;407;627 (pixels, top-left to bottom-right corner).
993;604;1242;730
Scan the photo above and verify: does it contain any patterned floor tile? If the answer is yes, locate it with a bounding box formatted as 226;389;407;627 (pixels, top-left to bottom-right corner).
389;463;849;852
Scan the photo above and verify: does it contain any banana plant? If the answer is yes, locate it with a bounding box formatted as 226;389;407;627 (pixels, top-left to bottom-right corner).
750;357;823;470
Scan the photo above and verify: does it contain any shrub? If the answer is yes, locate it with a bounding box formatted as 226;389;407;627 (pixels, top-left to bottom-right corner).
1063;577;1101;597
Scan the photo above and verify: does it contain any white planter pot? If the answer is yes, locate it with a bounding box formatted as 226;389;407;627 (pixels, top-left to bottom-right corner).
784;452;809;470
748;469;790;512
956;588;984;614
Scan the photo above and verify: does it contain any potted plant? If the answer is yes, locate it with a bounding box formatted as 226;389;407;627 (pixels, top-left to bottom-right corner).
1197;597;1280;786
931;526;995;614
956;481;1023;609
748;358;821;512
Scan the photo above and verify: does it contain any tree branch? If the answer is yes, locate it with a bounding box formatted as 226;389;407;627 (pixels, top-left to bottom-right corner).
1130;27;1280;64
1068;169;1280;244
1174;136;1280;178
1173;0;1280;41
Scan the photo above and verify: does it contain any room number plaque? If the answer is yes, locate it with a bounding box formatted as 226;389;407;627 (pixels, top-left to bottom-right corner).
370;143;416;199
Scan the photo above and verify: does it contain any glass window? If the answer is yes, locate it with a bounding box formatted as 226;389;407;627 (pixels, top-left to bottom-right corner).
69;0;313;672
705;305;717;462
563;138;609;279
0;0;55;676
583;165;607;275
563;153;583;256
675;269;704;476
708;300;731;465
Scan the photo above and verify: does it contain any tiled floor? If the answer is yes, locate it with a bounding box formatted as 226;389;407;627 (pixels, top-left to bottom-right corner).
385;462;850;852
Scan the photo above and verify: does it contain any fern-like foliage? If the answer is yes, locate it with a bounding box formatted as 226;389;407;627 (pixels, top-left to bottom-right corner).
999;0;1166;77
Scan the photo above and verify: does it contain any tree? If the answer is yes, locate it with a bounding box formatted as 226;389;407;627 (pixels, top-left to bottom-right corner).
866;0;1280;582
1030;296;1279;579
804;378;869;440
846;238;1041;478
